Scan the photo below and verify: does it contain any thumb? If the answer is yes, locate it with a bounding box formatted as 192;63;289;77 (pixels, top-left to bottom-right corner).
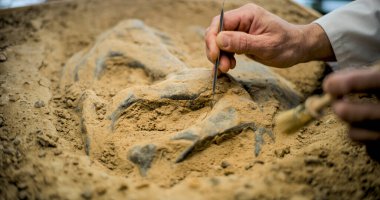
216;31;260;54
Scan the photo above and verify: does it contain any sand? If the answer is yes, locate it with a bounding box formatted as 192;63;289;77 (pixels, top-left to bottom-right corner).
0;0;379;199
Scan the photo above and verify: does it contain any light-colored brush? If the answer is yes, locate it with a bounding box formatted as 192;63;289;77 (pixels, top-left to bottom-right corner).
276;62;380;134
275;93;334;134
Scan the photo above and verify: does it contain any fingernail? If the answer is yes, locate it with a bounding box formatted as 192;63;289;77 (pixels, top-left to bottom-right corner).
217;34;229;48
222;36;230;48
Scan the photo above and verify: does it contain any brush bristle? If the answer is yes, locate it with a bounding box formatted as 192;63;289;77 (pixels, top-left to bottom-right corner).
275;105;315;134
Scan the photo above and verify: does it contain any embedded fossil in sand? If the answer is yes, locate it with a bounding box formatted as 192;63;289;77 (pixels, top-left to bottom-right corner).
60;19;301;176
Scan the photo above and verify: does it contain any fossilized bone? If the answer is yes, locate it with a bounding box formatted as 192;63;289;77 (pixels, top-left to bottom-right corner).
60;19;301;176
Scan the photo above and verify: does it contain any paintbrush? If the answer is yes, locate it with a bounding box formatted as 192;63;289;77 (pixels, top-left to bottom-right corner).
275;93;334;134
276;62;380;134
212;0;225;104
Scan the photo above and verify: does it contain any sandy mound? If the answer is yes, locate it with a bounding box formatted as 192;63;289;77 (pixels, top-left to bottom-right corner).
0;0;379;199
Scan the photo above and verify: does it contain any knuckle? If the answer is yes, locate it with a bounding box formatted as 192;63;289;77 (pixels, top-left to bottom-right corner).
238;34;248;53
335;103;350;118
244;3;257;10
245;3;263;13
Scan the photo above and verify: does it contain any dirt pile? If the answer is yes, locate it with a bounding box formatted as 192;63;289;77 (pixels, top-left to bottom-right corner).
0;0;379;199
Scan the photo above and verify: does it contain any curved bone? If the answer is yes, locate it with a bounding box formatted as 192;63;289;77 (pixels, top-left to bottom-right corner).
60;19;186;90
108;68;212;130
171;94;273;163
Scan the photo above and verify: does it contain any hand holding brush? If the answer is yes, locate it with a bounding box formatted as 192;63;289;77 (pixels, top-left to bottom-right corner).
276;62;380;136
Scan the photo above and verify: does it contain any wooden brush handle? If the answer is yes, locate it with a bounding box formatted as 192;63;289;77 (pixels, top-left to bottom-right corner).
305;93;334;118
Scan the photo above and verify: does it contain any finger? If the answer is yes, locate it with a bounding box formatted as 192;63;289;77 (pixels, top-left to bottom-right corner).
229;55;236;69
348;127;380;142
216;31;264;55
212;66;222;77
323;67;380;96
205;40;211;61
225;53;236;70
333;101;380;123
206;3;261;63
219;54;231;73
205;16;221;63
222;4;259;32
205;32;219;63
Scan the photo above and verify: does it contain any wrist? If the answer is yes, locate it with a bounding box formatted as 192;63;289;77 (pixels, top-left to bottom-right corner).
298;23;336;63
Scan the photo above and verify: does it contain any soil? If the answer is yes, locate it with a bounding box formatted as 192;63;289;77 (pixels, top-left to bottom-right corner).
1;0;380;199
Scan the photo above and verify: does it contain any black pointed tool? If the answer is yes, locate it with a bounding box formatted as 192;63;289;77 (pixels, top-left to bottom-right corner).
212;1;225;104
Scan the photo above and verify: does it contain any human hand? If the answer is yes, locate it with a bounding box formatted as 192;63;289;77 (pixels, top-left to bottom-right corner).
205;3;335;73
323;65;380;159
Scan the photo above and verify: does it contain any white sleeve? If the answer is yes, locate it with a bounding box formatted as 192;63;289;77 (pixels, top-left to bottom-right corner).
314;0;380;69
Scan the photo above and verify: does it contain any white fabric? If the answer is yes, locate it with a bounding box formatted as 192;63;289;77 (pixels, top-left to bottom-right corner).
314;0;380;69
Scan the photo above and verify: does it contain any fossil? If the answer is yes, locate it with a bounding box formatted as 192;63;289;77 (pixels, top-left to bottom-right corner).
60;19;301;176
